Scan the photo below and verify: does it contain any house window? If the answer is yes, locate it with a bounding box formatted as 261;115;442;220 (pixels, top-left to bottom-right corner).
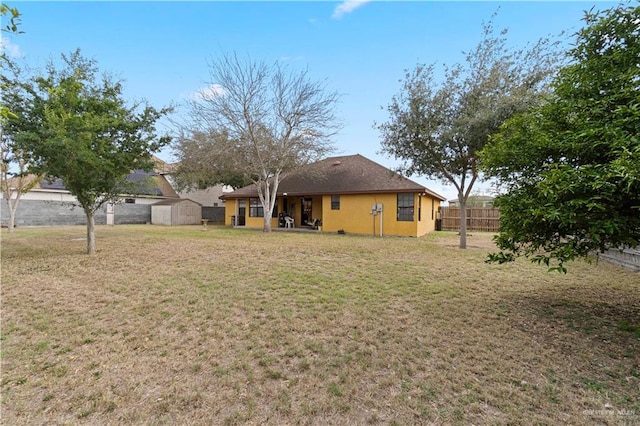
249;198;278;217
331;195;340;210
397;193;414;221
249;198;263;217
125;198;135;204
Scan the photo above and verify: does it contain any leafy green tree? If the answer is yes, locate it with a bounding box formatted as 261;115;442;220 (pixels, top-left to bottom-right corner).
376;16;559;248
172;129;252;192
22;50;171;254
1;61;44;232
0;4;41;232
177;53;341;232
0;3;20;33
481;4;640;272
1;2;22;120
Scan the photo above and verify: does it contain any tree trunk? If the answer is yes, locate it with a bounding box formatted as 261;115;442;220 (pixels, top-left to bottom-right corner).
263;213;272;233
260;177;280;233
1;174;42;233
262;191;273;233
459;196;467;249
4;191;25;233
86;210;96;255
5;197;17;233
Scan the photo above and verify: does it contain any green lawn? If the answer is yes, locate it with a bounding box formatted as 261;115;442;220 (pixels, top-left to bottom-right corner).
1;225;639;425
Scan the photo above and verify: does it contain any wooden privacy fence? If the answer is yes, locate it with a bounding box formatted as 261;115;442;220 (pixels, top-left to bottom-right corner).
439;207;500;232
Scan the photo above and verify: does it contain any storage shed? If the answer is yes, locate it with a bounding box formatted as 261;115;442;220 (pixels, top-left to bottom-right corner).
151;198;202;225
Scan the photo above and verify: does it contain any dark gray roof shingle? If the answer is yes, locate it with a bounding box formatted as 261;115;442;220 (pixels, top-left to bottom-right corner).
223;154;445;200
39;170;179;198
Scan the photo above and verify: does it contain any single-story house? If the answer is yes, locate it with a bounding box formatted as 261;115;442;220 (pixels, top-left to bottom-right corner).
220;154;446;237
151;198;202;226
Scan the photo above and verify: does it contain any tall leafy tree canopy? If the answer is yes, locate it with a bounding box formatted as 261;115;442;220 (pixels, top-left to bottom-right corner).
172;129;252;192
0;3;22;119
0;2;22;120
376;16;559;248
1;60;44;232
0;4;40;233
18;50;172;254
481;4;640;272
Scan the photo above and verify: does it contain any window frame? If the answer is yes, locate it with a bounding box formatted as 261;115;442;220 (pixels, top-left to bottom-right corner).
249;198;278;217
397;193;415;222
249;198;264;217
331;194;340;210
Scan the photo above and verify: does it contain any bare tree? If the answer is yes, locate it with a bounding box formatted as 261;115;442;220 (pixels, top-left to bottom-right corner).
178;53;341;232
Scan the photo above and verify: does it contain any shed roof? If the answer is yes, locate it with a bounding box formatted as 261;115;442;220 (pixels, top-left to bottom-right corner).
222;154;445;200
152;198;202;206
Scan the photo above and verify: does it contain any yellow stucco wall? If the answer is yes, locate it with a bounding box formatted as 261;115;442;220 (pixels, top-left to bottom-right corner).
416;195;440;237
224;198;279;228
321;193;440;237
280;195;323;227
225;193;440;237
224;199;236;226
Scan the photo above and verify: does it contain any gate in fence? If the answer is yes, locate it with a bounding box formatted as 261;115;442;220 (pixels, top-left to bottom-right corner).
439;207;500;232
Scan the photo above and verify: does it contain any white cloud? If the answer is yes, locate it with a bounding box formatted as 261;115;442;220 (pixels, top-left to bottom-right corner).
191;84;226;101
279;55;305;63
0;38;23;58
332;0;371;20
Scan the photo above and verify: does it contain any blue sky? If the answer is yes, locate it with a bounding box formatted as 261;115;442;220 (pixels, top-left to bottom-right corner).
4;1;617;201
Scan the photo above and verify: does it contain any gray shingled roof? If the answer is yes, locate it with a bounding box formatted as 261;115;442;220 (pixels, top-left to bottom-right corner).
38;170;179;198
222;154;445;200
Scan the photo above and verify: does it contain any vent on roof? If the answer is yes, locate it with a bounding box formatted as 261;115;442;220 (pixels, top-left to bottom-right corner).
332;161;341;166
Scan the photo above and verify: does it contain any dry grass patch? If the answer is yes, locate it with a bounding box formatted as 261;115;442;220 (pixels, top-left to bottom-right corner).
1;226;639;425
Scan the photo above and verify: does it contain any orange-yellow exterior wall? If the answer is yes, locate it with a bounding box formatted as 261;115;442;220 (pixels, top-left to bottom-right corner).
224;193;441;237
321;193;440;237
223;196;323;228
224;198;236;226
223;198;279;228
416;194;440;237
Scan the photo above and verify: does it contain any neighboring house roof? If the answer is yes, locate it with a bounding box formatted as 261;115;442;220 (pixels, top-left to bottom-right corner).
3;174;41;191
152;175;179;198
35;170;179;198
152;155;178;174
221;154;446;200
126;169;179;197
39;178;66;190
